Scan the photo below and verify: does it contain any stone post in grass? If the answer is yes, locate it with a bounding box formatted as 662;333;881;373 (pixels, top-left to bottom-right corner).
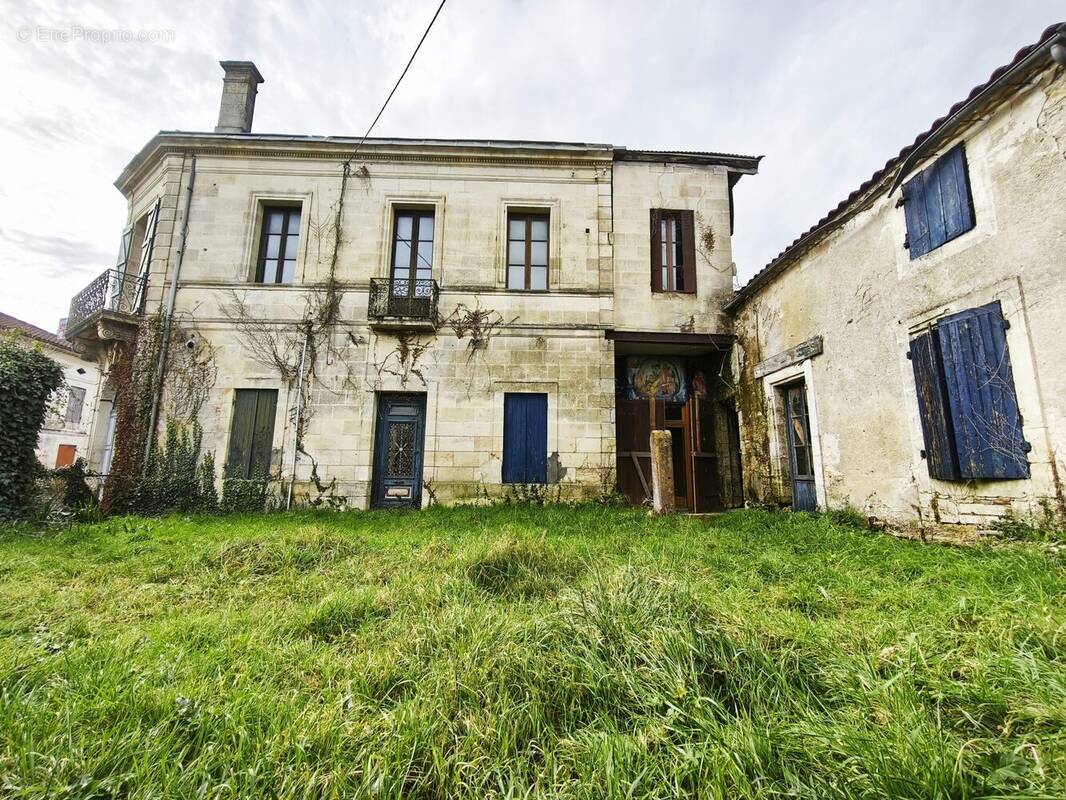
650;430;674;514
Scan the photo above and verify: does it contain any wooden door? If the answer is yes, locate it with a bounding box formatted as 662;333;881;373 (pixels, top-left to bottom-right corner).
616;398;652;504
371;394;427;509
503;393;548;484
691;399;720;512
55;444;77;469
784;383;817;511
663;401;691;510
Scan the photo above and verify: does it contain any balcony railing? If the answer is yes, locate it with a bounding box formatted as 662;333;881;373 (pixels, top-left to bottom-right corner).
368;278;439;324
67;269;146;334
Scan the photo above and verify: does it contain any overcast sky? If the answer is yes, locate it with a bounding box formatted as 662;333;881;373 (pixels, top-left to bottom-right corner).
1;0;1057;332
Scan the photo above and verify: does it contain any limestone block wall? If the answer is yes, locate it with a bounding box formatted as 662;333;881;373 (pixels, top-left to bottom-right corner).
733;66;1066;524
116;143;624;507
612;161;735;335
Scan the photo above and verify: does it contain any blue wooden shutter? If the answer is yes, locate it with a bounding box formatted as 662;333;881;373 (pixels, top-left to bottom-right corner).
936;301;1028;480
903;144;975;259
902;172;931;258
910;331;960;480
937;145;974;241
503;393;548;484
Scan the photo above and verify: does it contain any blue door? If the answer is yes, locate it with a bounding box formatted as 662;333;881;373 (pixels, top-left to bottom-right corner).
503;393;548;484
371;393;427;508
784;383;817;511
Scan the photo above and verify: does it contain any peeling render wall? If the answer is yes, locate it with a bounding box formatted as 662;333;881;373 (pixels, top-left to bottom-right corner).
733;66;1066;524
113;144;734;507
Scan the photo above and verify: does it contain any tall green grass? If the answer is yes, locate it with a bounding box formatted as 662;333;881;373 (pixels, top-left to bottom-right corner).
0;506;1061;798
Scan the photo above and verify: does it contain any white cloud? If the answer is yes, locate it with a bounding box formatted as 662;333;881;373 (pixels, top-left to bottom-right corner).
0;0;1056;330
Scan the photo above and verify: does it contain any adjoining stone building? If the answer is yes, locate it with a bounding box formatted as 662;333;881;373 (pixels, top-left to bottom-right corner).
65;62;757;510
0;312;101;470
727;23;1066;524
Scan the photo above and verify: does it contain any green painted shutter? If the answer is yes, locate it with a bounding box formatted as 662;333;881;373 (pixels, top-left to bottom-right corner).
226;389;278;479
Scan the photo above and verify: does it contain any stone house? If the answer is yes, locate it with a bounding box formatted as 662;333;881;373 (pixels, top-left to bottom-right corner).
65;62;757;510
0;312;101;469
65;22;1065;524
727;23;1066;524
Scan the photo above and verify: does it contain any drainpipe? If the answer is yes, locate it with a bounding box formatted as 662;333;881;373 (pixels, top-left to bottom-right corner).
143;154;197;470
286;325;311;510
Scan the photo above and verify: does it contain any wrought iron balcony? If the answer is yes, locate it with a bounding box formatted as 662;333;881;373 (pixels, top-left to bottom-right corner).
368;278;439;330
65;269;146;343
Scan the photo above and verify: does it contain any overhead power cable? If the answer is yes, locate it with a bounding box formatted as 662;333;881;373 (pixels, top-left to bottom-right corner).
349;0;448;161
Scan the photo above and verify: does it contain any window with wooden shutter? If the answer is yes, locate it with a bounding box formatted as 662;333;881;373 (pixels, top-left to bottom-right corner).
131;199;160;311
902;144;975;259
909;301;1029;481
650;209;696;293
502;393;548;484
65;386;86;427
226;389;279;479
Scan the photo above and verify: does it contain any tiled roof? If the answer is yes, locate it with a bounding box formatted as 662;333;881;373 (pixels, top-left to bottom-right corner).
727;22;1066;309
0;311;77;353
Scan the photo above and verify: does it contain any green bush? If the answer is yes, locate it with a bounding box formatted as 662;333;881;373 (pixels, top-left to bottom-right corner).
0;333;64;520
131;420;218;515
52;457;95;510
220;478;267;513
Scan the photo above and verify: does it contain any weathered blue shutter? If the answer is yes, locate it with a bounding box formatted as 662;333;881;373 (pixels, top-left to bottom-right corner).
903;144;974;259
902;172;931;258
936;301;1028;480
921;166;948;255
937;145;974;241
909;331;960;480
503;393;548;484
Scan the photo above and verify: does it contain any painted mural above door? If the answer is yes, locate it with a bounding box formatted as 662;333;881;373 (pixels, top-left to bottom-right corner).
624;357;688;402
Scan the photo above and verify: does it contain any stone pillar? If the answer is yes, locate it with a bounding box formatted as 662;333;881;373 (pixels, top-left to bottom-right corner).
650;429;674;514
214;61;264;134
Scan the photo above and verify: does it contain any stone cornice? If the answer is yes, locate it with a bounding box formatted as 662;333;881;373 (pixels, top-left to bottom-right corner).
116;133;615;195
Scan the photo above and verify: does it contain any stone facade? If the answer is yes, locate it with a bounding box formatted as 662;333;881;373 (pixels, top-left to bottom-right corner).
81;125;756;508
729;48;1066;525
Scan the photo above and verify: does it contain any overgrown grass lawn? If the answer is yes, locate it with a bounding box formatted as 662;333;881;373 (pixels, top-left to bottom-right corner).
0;507;1063;798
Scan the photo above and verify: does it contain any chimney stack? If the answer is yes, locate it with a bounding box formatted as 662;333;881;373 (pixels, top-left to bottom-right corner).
214;61;264;134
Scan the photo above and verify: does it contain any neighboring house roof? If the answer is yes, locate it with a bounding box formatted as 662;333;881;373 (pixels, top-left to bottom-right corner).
116;132;761;193
0;311;77;354
726;21;1066;311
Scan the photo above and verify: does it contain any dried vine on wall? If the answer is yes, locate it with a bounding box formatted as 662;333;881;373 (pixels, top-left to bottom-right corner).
441;301;517;355
103;314;219;512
